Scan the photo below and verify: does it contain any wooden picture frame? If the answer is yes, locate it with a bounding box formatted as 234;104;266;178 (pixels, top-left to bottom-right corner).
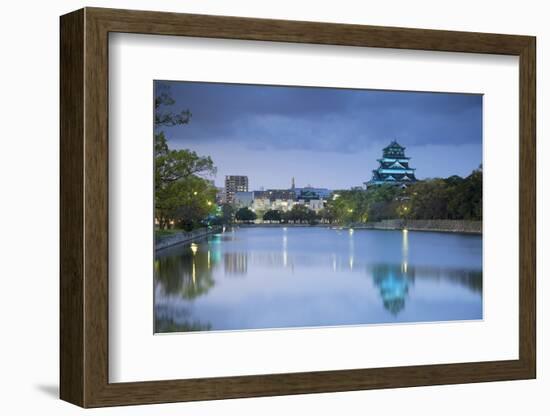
60;7;536;408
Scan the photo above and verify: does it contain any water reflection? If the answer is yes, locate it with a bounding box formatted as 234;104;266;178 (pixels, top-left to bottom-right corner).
371;264;413;315
154;228;482;332
402;229;409;273
349;229;355;271
283;230;288;268
224;252;248;275
155;243;217;300
154;314;212;333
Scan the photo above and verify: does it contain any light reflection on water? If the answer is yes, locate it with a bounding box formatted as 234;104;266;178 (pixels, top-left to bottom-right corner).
154;227;482;333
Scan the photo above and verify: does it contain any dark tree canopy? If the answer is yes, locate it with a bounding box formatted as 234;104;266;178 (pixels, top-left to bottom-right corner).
263;210;282;222
323;168;482;225
154;84;192;128
283;204;318;224
235;207;257;223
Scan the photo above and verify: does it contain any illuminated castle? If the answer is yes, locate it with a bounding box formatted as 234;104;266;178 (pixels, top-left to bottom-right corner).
365;140;417;188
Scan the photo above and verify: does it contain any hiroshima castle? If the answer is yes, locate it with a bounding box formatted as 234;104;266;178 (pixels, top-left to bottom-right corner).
365;141;418;188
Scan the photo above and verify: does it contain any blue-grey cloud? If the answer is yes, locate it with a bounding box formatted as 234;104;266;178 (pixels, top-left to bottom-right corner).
157;80;482;154
154;80;482;189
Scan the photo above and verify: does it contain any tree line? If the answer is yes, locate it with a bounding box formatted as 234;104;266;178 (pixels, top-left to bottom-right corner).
209;203;323;225
324;167;482;224
222;167;482;226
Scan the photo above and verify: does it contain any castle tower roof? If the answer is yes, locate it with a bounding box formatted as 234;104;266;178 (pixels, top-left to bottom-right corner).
365;140;418;188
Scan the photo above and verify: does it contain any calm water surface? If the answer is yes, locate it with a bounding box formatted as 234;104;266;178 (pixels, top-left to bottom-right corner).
154;227;482;332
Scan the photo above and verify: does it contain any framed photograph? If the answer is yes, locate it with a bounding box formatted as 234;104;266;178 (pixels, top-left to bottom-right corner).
60;7;536;408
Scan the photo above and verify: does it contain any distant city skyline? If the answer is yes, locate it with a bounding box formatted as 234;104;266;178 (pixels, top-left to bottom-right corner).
155;80;482;190
225;176;332;192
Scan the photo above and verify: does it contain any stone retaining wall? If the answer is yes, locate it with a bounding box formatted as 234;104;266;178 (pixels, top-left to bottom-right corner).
155;226;222;251
358;219;482;234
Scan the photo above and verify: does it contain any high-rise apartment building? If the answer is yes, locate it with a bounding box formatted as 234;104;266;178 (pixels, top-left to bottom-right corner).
225;175;249;203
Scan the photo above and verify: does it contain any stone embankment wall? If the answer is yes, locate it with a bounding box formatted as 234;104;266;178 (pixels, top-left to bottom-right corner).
155;226;222;251
358;219;482;234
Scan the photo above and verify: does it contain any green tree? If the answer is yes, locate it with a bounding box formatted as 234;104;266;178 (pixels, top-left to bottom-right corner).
447;168;482;220
286;204;317;224
407;179;449;220
322;169;482;224
156;175;217;230
155;84;192;128
154;84;192;163
235;207;257;223
326;189;375;224
263;210;282;222
220;203;236;224
317;206;336;224
306;209;319;225
154;84;217;229
325;192;355;224
405;167;482;221
155;144;216;190
396;201;411;219
364;185;402;221
211;203;237;226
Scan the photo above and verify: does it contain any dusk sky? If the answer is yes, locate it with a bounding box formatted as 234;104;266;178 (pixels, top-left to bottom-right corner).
155;80;482;190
